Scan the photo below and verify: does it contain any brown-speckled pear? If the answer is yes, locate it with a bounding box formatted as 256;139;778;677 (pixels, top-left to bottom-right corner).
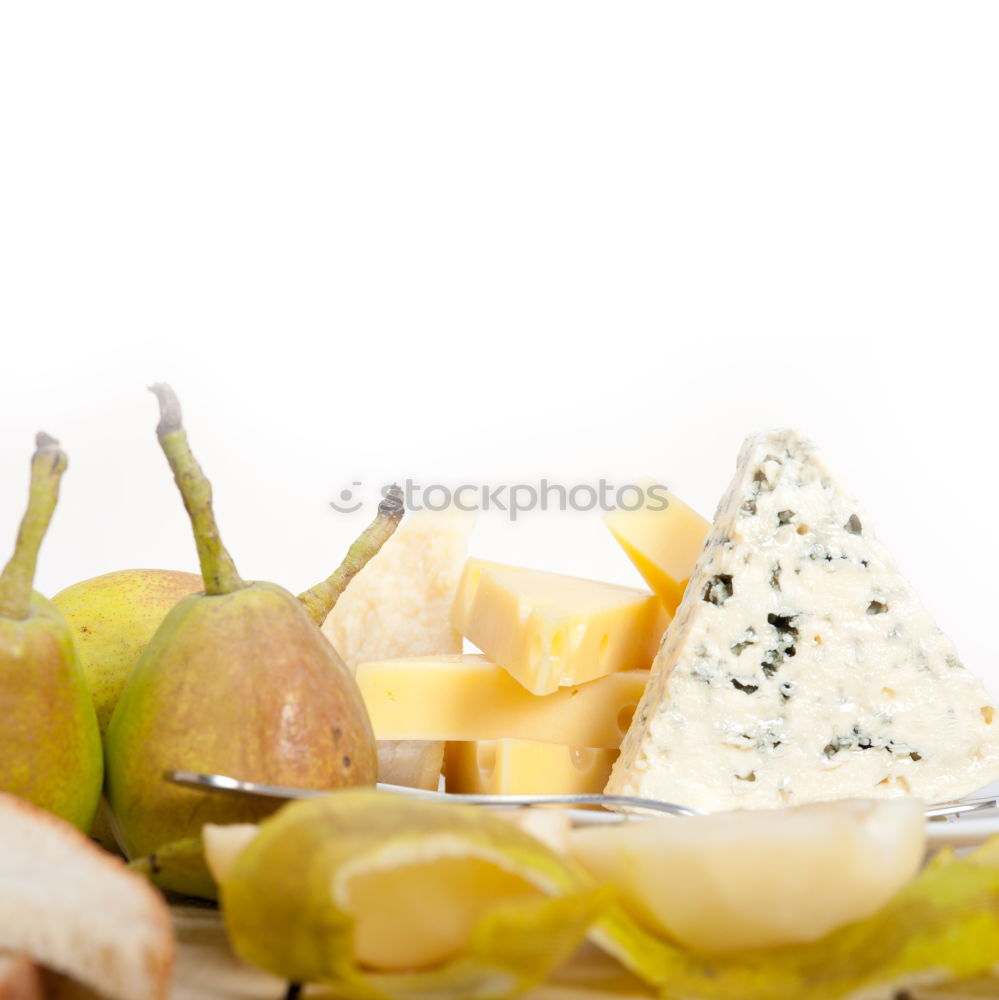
0;435;102;832
105;384;379;884
52;568;203;735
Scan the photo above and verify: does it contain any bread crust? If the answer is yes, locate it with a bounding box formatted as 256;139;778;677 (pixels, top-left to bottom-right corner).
0;955;44;1000
0;793;174;1000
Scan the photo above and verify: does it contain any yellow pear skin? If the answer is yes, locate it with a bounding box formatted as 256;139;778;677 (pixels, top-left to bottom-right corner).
0;436;102;832
52;568;201;849
1;594;103;831
105;581;377;861
52;568;203;735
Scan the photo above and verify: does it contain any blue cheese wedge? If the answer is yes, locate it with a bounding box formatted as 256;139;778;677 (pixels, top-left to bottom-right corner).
606;429;999;811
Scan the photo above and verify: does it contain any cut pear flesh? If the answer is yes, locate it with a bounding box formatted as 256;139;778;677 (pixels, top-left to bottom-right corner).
208;791;602;997
335;841;542;971
570;797;926;953
206;823;547;971
203;823;260;884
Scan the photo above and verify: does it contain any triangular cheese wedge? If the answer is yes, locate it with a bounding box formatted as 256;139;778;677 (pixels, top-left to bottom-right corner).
607;429;999;811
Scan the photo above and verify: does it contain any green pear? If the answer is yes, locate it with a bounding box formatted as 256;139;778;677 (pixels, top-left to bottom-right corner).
105;385;399;895
0;435;102;831
51;568;201;849
52;568;203;735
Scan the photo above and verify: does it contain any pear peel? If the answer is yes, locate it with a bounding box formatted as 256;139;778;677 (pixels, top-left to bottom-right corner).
588;835;999;1000
112;804;999;999
210;791;606;999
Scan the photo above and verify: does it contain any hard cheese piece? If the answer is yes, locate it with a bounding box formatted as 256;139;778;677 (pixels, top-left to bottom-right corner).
607;429;999;812
323;509;473;669
604;485;710;615
356;654;647;749
445;739;618;796
322;510;473;790
452;558;669;695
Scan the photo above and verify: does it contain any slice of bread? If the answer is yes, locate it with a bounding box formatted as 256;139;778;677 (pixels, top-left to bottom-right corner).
0;793;174;1000
0;954;43;1000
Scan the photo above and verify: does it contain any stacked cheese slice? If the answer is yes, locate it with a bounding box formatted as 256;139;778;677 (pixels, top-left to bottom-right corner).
356;517;709;796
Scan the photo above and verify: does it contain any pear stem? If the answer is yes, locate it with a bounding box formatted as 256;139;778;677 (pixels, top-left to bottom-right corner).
150;383;245;596
0;434;67;621
298;485;405;626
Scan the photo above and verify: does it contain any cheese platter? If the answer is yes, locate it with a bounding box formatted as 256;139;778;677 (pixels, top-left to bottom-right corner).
4;390;999;999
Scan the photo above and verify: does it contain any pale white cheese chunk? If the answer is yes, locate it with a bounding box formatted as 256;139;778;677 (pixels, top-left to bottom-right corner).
323;509;473;670
607;429;999;811
322;509;474;789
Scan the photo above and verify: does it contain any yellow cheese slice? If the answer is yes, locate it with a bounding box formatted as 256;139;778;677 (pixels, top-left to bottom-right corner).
445;739;618;796
451;558;669;695
355;654;648;749
604;486;710;615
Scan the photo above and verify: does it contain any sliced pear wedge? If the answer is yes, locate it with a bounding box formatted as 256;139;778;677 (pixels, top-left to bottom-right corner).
203;823;259;884
570;797;926;953
206;790;606;999
585;832;999;1000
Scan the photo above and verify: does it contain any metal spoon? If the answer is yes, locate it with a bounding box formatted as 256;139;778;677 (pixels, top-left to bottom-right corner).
164;770;999;822
164;769;700;816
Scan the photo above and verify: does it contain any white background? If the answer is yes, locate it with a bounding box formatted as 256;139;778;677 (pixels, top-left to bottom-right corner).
2;4;997;690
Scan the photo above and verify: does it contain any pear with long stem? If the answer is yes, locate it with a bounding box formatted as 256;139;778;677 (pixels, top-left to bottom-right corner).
0;434;102;831
131;487;405;898
106;386;390;887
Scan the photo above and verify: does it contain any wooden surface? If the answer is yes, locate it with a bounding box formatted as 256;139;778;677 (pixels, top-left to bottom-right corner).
170;905;654;1000
170;905;999;1000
